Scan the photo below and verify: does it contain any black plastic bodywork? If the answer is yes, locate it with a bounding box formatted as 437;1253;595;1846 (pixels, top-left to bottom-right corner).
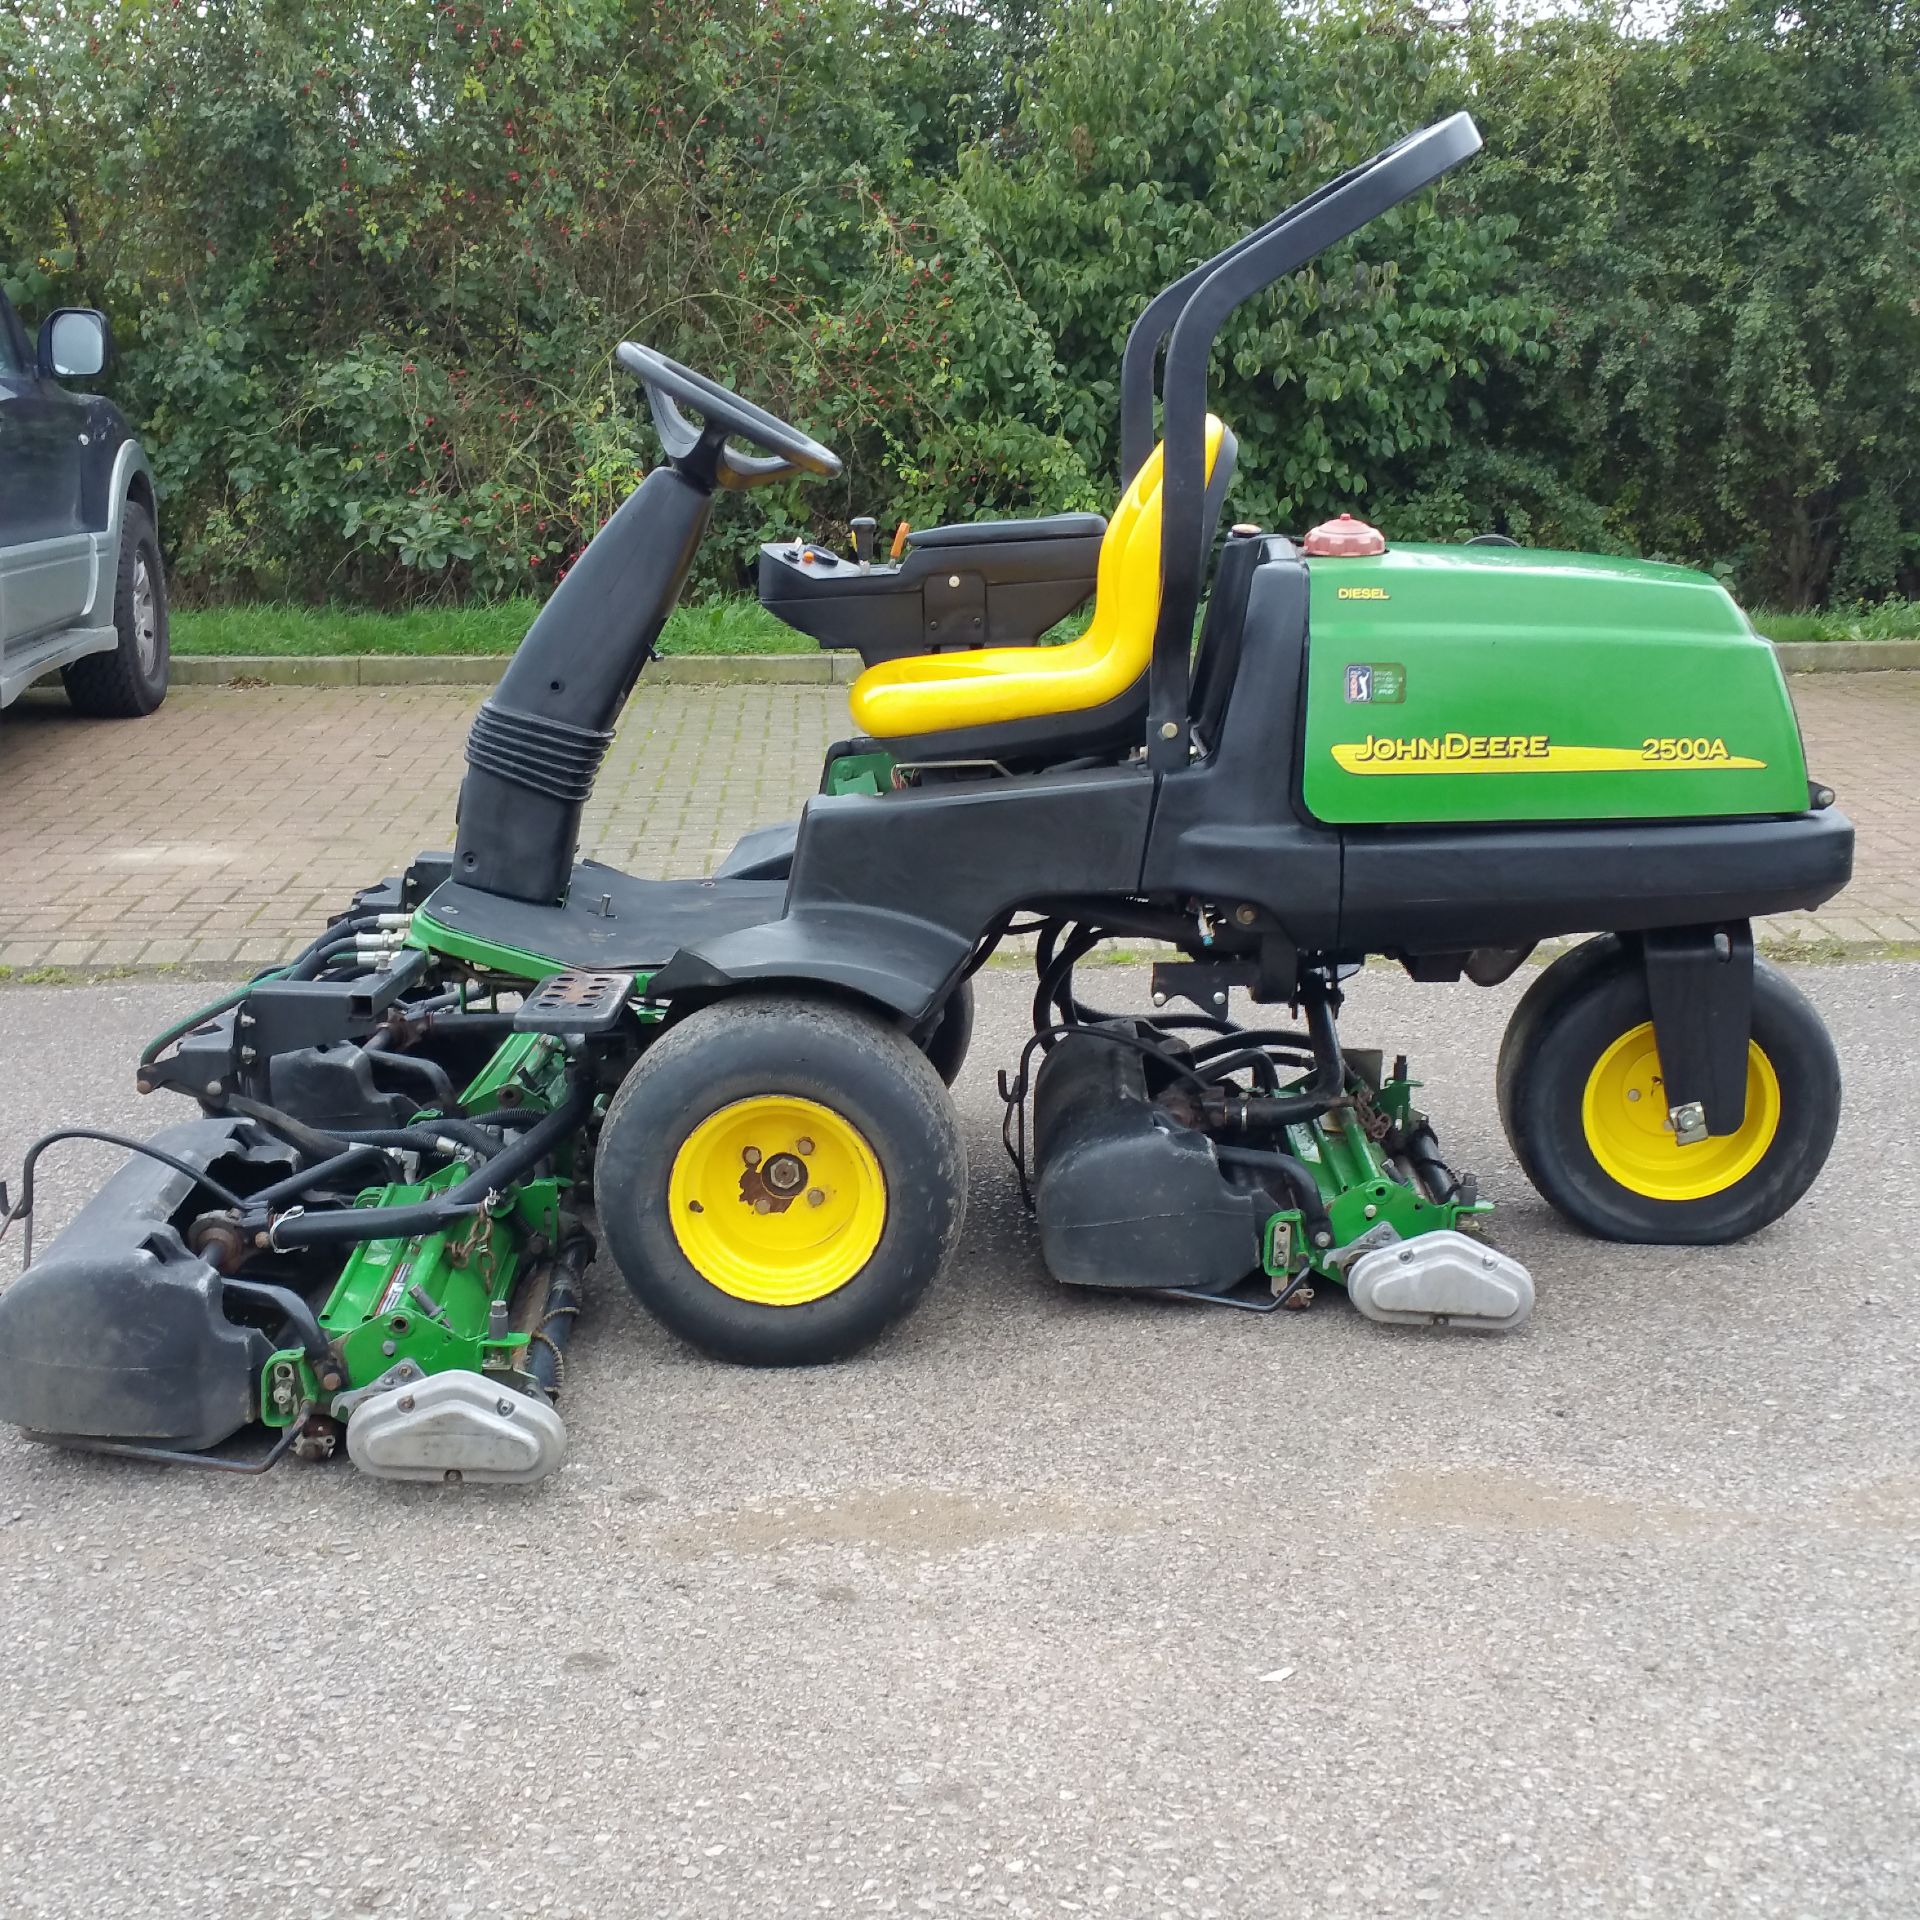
758;514;1103;664
0;1118;294;1449
649;767;1158;1015
1033;1026;1268;1292
425;861;785;972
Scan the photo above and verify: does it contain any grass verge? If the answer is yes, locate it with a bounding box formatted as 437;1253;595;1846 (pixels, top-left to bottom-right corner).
1749;604;1920;645
172;593;1920;660
173;596;811;658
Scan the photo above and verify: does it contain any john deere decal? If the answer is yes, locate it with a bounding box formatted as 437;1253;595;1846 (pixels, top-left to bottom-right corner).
1333;734;1767;774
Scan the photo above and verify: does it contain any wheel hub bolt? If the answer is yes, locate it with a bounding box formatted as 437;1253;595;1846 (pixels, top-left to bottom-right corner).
806;1188;826;1207
742;1146;762;1167
763;1152;807;1194
795;1137;815;1155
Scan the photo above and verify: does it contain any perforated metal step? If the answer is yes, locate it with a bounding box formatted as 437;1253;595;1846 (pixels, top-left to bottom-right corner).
512;968;637;1035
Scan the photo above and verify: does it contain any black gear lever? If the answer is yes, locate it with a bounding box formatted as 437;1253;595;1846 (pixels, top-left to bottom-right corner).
850;516;876;571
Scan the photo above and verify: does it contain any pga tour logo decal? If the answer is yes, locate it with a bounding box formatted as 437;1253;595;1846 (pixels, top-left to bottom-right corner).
1344;662;1405;704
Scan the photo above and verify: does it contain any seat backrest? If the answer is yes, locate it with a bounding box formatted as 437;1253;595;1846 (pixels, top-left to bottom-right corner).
1077;416;1235;690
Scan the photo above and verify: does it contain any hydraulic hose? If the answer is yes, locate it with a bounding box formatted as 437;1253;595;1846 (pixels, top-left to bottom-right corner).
1184;1027;1314;1062
1299;987;1346;1101
140;973;290;1072
1194;1047;1280;1092
334;1117;513;1158
247;1143;399;1212
221;1277;331;1365
260;1077;595;1250
283;935;368;982
363;1010;522;1053
239;1117;532;1214
1213;1143;1331;1238
1209;986;1348;1129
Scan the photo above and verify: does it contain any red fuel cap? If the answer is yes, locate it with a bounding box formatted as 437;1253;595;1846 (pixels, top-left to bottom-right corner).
1303;512;1386;557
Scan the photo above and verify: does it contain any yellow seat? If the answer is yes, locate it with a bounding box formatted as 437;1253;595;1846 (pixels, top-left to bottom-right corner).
848;417;1230;742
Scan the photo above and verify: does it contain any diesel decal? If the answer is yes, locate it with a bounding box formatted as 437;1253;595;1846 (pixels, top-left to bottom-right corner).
1336;585;1390;600
1333;734;1768;775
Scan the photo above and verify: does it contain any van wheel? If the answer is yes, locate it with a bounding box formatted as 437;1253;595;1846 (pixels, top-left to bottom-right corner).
64;503;168;718
1498;940;1839;1243
596;992;967;1365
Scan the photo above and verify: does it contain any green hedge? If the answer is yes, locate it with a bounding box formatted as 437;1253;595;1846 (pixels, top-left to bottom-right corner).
3;0;1915;611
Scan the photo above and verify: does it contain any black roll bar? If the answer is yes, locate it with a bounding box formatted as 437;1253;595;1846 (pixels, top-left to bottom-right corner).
1118;121;1470;486
1130;111;1482;772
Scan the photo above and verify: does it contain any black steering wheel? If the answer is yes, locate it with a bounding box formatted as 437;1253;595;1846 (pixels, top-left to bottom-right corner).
616;342;841;492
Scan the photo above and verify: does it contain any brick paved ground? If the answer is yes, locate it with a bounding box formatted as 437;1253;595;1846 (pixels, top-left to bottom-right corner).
0;672;1914;972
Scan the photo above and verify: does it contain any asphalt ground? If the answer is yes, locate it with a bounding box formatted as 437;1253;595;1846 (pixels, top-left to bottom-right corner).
0;963;1914;1919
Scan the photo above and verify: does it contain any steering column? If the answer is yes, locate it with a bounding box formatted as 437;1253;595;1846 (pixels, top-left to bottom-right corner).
451;348;841;905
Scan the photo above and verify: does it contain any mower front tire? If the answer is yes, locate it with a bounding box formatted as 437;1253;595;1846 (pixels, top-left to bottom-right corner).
596;992;967;1365
1497;937;1839;1244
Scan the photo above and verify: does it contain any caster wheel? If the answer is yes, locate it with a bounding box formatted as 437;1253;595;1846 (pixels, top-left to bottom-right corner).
596;992;967;1364
921;978;974;1088
1497;937;1840;1243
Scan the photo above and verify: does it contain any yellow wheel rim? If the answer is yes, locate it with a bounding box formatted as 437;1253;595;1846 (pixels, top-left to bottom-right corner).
667;1095;886;1306
1580;1021;1781;1202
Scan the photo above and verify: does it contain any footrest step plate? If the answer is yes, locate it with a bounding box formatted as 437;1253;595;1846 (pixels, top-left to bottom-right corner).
513;968;636;1035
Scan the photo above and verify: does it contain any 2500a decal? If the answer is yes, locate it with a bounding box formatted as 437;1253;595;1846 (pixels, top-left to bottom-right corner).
1332;733;1767;775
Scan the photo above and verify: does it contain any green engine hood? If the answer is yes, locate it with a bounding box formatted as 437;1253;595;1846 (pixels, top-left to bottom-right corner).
1300;543;1810;826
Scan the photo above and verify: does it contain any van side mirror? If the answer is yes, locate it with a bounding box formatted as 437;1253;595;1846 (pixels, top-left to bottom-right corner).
38;308;111;380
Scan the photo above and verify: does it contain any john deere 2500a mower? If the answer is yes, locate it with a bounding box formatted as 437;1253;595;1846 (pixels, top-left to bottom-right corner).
0;116;1851;1483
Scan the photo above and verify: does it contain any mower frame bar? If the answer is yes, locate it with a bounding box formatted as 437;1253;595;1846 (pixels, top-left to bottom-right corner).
1145;111;1482;772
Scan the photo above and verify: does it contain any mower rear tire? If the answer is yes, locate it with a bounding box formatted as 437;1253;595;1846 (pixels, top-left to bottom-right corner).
1497;939;1839;1244
596;992;967;1365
